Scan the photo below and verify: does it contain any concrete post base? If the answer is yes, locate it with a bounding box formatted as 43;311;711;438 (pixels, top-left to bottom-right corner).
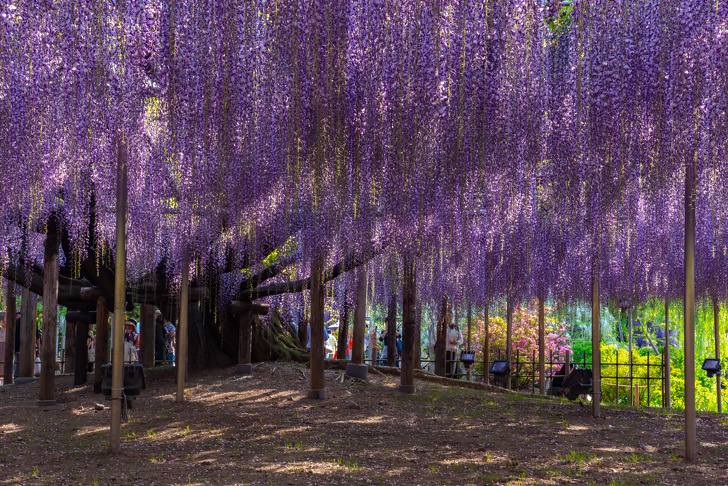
345;363;369;380
235;363;253;375
307;388;327;399
398;384;416;394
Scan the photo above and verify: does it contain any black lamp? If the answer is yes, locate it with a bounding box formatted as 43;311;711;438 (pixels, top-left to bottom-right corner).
702;358;722;378
489;360;510;387
460;350;476;369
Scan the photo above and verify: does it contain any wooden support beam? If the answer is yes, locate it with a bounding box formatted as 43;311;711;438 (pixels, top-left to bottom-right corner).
139;303;155;368
386;293;397;368
110;135;128;453
93;296;109;394
74;320;89;386
483;303;490;385
664;300;671;409
592;269;601;418
714;298;721;414
336;299;349;360
538;296;545;395
434;296;447;377
65;317;76;375
65;311;96;324
38;239;59;404
414;308;422;371
399;255;416;394
308;253;326;399
506;297;513;390
684;154;696;462
18;288;35;378
80;287;102;301
176;250;190;402
235;304;253;375
230;301;270;316
466;302;472;382
346;265;368;380
3;280;16;385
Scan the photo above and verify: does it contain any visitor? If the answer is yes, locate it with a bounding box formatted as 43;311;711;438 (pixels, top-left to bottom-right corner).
378;326;402;366
154;314;166;366
124;319;139;362
163;316;176;364
446;321;463;378
305;320;329;350
87;328;95;372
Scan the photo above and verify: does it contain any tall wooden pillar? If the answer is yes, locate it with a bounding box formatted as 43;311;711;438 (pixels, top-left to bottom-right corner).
235;304;253;375
386;293;397;367
664;299;671;408
336;299;349;360
308;253;326;399
93;296;109;394
346;265;368;380
506;297;513;389
39;236;59;404
483;303;490;385
18;288;35;378
714;298;721;414
176;250;190;402
684;153;696;462
414;307;422;370
434;296;448;377
65;318;76;374
592;269;601;418
466;302;472;381
109;135;128;453
3;280;16;385
399;255;416;393
538;296;545;395
74;320;89;385
139;303;155;368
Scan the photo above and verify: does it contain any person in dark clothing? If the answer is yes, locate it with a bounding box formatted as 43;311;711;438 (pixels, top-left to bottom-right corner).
154;315;167;366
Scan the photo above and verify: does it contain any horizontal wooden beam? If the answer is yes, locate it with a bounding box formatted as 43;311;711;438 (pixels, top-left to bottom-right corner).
230;301;270;316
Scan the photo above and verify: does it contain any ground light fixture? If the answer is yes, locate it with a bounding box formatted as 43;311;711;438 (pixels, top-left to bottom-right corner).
489;360;510;387
702;358;722;378
459;350;476;369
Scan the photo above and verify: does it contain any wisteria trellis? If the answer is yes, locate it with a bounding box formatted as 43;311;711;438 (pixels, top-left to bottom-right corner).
1;0;727;309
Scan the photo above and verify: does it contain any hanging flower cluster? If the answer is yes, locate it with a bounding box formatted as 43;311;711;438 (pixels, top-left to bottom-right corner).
1;0;727;311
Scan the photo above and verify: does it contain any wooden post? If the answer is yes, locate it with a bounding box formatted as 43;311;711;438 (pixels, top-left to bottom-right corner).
18;288;35;378
628;306;633;406
714;298;721;414
93;297;109;394
506;297;513;389
74;320;89;385
684;151;696;462
386;293;397;367
176;250;190;401
399;255;416;393
634;383;640;407
538;296;545;395
308;253;326;399
664;299;671;409
414;307;422;371
336;299;349;360
109;135;128;453
139;304;155;368
297;292;307;349
592;269;601;418
483;303;490;385
434;296;447;377
466;302;472;381
346;265;368;379
235;303;253;375
3;281;16;385
65;316;76;374
39;236;59;404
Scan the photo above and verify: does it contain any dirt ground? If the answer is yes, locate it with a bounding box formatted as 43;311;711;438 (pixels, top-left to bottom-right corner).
1;362;727;486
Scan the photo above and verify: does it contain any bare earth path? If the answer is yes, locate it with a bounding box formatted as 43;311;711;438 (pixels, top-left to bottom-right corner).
1;362;726;485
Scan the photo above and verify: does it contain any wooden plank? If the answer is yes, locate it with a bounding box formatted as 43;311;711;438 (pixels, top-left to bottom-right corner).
3;280;16;385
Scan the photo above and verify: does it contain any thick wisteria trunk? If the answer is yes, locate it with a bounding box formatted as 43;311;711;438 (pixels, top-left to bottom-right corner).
308;254;326;399
434;296;448;377
684;154;696;462
3;281;16;385
336;301;349;360
386;294;397;367
93;296;109;394
400;256;416;393
39;236;59;403
139;304;155;368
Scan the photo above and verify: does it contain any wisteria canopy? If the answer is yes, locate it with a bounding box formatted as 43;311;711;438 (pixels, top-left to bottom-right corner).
1;0;727;309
